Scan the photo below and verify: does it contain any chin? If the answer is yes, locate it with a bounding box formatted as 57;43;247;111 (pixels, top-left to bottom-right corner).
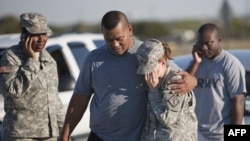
35;49;43;52
113;51;125;56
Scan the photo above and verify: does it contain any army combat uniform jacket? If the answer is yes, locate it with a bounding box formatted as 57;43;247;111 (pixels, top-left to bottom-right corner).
0;44;65;138
141;67;197;141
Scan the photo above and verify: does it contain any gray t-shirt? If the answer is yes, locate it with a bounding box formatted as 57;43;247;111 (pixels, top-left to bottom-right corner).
194;50;247;140
74;39;147;141
74;39;181;141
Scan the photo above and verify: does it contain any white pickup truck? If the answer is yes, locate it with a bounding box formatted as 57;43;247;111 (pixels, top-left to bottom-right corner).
0;33;106;140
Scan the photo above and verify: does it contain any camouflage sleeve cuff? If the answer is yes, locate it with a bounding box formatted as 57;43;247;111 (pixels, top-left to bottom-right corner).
148;88;158;93
148;88;162;102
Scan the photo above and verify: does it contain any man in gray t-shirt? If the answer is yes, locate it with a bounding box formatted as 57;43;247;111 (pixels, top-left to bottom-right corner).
188;23;247;141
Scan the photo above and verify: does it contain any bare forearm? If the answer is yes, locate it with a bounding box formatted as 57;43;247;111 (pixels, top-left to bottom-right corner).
187;61;200;76
232;94;245;124
61;108;83;140
61;94;91;140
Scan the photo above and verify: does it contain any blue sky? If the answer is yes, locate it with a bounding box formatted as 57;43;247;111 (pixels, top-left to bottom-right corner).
0;0;249;26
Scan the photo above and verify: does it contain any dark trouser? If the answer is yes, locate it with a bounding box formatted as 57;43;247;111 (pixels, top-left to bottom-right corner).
87;132;103;141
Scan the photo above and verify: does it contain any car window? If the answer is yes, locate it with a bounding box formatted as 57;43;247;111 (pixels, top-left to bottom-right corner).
68;42;90;69
245;71;250;116
46;45;75;91
246;71;250;95
0;48;7;60
93;39;106;48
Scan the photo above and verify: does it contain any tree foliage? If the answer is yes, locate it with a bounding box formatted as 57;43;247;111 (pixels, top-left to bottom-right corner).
132;21;170;40
0;15;20;33
0;11;249;40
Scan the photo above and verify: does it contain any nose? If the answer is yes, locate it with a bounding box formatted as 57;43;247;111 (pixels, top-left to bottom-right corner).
37;34;47;42
111;40;120;47
112;40;119;47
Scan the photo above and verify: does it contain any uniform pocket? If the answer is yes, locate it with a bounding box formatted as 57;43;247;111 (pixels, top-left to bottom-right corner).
160;110;179;126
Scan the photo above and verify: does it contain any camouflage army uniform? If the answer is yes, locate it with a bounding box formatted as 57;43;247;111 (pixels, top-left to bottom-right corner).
141;67;197;141
0;44;65;140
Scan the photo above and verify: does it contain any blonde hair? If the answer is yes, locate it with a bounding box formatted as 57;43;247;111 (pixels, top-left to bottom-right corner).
159;42;172;62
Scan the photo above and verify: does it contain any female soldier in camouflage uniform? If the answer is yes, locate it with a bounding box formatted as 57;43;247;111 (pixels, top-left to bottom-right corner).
136;38;197;141
0;12;65;141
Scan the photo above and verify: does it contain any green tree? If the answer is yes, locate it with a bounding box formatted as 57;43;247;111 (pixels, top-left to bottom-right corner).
132;21;170;40
0;15;20;34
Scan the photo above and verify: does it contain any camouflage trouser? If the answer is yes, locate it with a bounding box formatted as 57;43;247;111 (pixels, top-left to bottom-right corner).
1;136;57;141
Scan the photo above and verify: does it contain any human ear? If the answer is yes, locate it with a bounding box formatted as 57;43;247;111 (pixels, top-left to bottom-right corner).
128;24;133;36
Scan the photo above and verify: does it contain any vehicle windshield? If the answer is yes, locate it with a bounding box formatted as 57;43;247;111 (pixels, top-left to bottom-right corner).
68;39;105;69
